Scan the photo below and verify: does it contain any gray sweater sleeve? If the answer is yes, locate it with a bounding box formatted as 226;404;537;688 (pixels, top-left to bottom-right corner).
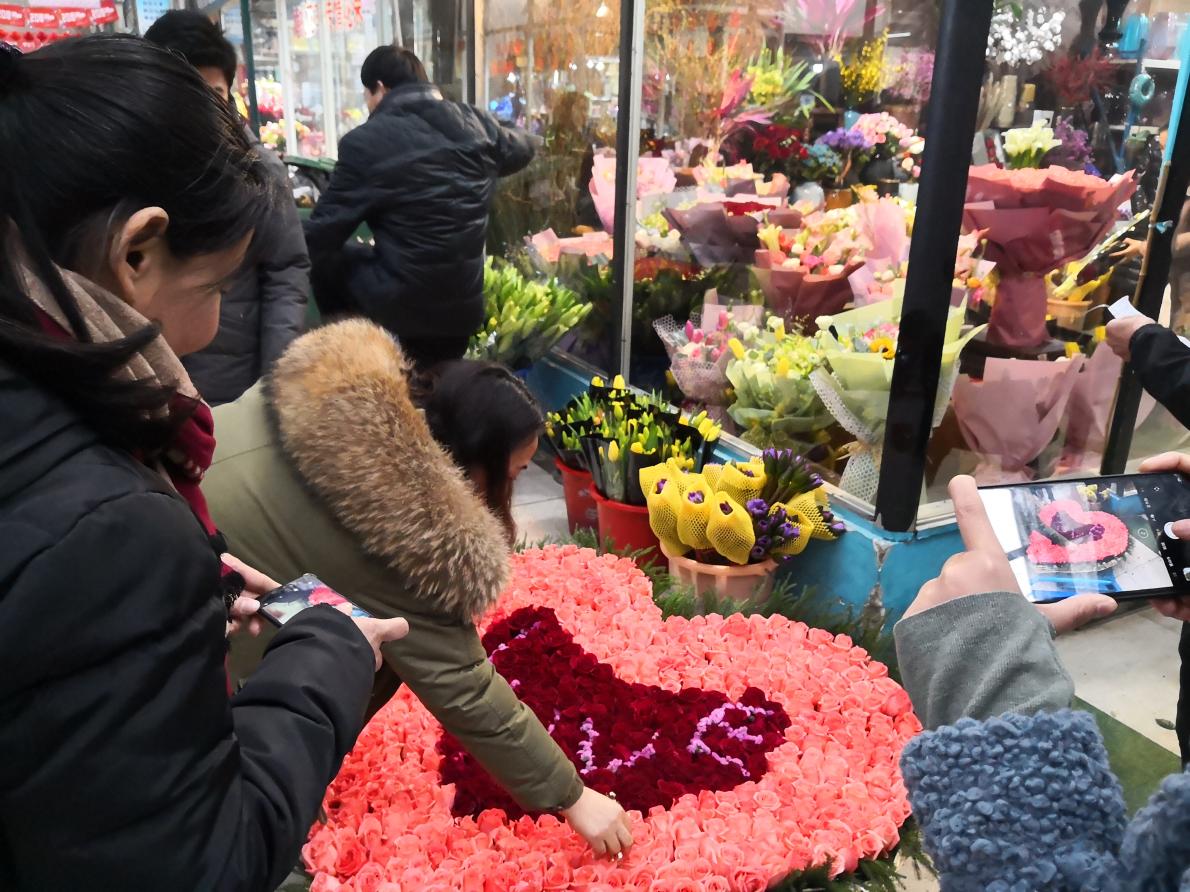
893;591;1075;730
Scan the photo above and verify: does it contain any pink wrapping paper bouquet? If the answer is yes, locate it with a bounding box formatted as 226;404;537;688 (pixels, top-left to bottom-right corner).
304;546;919;891
963;165;1135;348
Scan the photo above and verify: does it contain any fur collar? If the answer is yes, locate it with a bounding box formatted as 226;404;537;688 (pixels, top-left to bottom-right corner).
265;320;509;619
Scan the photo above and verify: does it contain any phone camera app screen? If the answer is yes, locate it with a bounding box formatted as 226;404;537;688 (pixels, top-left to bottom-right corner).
978;475;1190;602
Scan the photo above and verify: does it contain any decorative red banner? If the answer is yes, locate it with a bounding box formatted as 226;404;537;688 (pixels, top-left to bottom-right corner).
58;7;90;26
0;5;27;28
91;2;117;24
26;8;59;27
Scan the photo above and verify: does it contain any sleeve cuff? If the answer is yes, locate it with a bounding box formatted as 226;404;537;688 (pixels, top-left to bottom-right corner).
895;592;1074;729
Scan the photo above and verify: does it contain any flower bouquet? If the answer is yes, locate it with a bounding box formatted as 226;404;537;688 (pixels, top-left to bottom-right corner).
952;355;1087;484
664;192;793;267
468;259;592;368
964;164;1135;349
654;299;766;409
816;126;874;189
753;207;868;329
725;316;835;448
1003;124;1062;170
589;152;678;233
811;297;985;502
644;449;843;562
526;228;614;273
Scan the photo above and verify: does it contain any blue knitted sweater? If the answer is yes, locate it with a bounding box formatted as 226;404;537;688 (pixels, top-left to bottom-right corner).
901;709;1190;891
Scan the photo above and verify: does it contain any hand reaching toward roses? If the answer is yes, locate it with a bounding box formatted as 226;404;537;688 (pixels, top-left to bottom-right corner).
562;787;634;858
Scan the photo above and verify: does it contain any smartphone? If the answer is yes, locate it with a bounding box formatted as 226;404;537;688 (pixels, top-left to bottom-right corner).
257;574;372;627
977;472;1190;603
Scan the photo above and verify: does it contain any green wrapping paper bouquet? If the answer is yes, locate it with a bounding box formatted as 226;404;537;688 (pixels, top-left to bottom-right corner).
543;375;721;506
468;258;592;368
810;295;985;502
725;315;834;449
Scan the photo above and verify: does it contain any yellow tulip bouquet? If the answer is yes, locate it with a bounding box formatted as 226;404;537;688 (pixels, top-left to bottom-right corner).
544;376;721;505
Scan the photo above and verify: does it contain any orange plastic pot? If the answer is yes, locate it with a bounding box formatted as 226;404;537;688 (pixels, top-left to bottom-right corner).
555;458;598;534
593;490;661;570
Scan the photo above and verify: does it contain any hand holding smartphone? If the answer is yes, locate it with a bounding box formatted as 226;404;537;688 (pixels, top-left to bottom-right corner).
258;574;373;626
977;472;1190;603
258;575;410;670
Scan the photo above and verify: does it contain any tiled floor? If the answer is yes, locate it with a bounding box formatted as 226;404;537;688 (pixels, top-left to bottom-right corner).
510;462;1188;891
512;461;571;543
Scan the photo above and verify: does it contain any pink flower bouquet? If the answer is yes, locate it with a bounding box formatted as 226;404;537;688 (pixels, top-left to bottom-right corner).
590;153;678;233
963;165;1135;348
655;299;766;406
304;546;919;891
952;356;1087;483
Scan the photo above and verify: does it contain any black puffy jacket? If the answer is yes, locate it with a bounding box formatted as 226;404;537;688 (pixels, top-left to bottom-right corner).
183;130;310;407
0;361;374;891
304;84;534;339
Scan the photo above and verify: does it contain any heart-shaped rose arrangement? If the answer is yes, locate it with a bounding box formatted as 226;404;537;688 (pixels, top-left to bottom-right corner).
1026;499;1130;568
303;546;920;891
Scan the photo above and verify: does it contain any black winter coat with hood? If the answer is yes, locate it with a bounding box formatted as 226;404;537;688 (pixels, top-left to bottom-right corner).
0;360;375;891
304;84;534;340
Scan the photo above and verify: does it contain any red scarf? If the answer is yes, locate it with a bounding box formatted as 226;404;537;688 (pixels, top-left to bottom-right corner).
35;309;220;533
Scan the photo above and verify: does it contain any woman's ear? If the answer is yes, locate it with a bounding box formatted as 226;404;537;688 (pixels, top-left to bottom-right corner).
103;207;170;309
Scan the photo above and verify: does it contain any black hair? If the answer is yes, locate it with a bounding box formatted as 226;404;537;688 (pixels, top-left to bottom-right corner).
415;361;544;539
144;11;237;90
0;36;269;451
360;45;429;92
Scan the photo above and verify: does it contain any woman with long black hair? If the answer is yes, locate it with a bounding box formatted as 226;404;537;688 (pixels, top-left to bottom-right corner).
0;37;408;890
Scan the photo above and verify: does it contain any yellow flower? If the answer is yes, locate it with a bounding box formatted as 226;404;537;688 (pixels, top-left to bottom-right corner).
757;224;783;253
608;441;621;462
868;336;896;359
728;337;746;360
612;374;626;389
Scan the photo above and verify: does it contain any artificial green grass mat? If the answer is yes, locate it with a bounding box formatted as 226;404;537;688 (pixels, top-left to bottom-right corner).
1075;696;1181;814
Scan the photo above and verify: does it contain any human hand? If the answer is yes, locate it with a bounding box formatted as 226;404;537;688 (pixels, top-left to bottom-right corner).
1139;451;1190;477
1105;313;1156;361
1140;453;1190;619
222;553;277;637
1108;237;1146;263
904;477;1116;631
562;787;634;858
350;616;411;670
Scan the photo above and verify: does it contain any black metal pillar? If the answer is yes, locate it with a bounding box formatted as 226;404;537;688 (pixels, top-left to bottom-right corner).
610;0;642;378
873;0;994;532
1101;92;1190;473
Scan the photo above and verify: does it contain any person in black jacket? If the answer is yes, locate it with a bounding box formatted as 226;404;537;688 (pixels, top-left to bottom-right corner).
145;11;310;406
1106;312;1190;431
0;36;408;891
304;45;535;369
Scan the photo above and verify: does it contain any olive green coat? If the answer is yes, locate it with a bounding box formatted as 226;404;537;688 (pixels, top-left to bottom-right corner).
204;320;584;812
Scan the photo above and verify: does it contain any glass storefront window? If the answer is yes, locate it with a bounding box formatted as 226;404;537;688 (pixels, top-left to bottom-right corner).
243;0;1190;528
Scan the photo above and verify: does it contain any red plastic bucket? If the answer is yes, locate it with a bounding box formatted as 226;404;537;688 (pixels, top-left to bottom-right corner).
555;458;598;534
593;490;661;570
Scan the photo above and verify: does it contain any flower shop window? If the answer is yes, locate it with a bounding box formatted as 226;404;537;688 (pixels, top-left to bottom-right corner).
477;0;623;373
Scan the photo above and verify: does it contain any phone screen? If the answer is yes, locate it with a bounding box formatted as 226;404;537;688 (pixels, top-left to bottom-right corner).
258;574;372;626
978;473;1190;603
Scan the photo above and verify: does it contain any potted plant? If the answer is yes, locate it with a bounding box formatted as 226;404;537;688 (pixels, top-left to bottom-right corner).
643;449;844;603
568;377;720;567
815;127;872;208
792;143;843;210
